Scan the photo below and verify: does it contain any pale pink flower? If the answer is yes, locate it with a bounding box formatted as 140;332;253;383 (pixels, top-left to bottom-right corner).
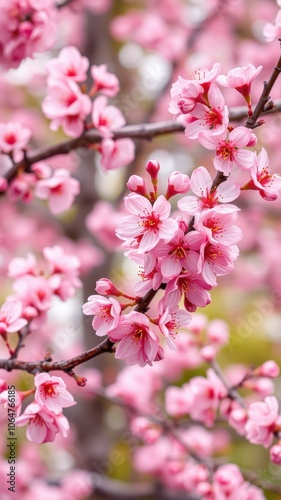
116;194;178;253
206;319;229;347
13;275;53;313
228;407;248;436
270;444;281;465
0;0;57;68
42;79;92;137
165;272;212;313
34;373;76;414
169;78;204;116
8;253;37;278
188;369;228;426
165;385;194;417
35;169;80;215
7;173;36;203
43;245;80;276
256;360;280;378
61;469;94;499
178;166;240;215
158;296;192;350
99;138;135;171
243;148;281;201
165;171;190;199
92;95;126;137
130;417;161;444
198;241;239;286
0;389;22;422
91;64;120;97
16;402;70;444
245;396;280;448
185;84;229;139
194;206;242;246
264;10;281;42
82;295;121;336
0;298;27;334
0;121;31;154
217;64;263;103
214;464;244;494
46;46;89;83
199;126;257;175
108;311;160;367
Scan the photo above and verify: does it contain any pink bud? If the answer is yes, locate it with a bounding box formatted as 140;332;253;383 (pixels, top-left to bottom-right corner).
95;278;122;296
257;361;280;379
146;160;160;181
270;444;281;465
127;175;147;196
243;377;274;396
0;177;8;192
32;162;52;179
165;171;190;199
246;132;257;147
228;408;247;435
200;345;216;361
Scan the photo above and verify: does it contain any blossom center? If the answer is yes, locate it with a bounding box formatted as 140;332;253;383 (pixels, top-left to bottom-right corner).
217;142;235;161
141;212;160;233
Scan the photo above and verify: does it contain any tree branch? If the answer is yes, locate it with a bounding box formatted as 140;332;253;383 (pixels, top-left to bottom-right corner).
4;100;281;184
56;0;76;9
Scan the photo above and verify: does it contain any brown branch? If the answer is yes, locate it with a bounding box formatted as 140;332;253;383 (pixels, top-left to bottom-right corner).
245;53;281;129
4;100;281;184
211;359;246;407
56;0;76;8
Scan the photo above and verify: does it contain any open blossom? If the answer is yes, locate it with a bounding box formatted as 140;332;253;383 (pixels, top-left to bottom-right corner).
99;138;135;171
91;64;120;96
108;311;161;367
116;194;178;253
16;402;70;444
92;95;126;137
178;166;240;215
46;46;89;83
165;272;212;313
264;10;281;42
82;295;121;336
0;121;31;154
198;241;239;286
0;0;57;68
35;169;80;215
0;298;27;334
194;206;242;246
42;79;92;137
242;148;281;201
198;126;257;175
8;253;37;278
169;78;204;116
34;373;76;414
188;369;228;426
185;84;229;139
158;296;192;350
245;396;280;448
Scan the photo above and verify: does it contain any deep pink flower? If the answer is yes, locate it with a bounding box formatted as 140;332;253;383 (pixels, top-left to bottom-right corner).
108;311;160;367
165;272;212;313
185;84;229;139
16;402;70;444
0;298;27;334
194;206;242;246
217;64;263;105
245;396;280;448
99;138;135;171
42;79;92;137
34;373;76;414
116;194;178;253
198;241;239;286
178;166;240;215
199;126;257;175
82;295;121;336
46;46;89;83
35;169;80;215
92;95;126;137
242;148;281;201
91;64;120;97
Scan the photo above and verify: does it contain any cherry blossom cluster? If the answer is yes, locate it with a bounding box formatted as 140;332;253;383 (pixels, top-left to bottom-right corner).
0;245;81;354
82;160;244;366
0;0;57;68
42;46;135;170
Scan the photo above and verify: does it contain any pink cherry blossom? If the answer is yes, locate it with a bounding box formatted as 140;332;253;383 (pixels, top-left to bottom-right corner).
194;206;242;246
0;389;22;422
61;469;94;499
185;84;229;139
165;385;194;417
165;272;212;313
46;46;89;83
165;171;190;199
213;464;244;494
34;373;76;414
99;138;135;171
199;126;257;175
217;64;263;103
116;194;178;253
16;402;70;444
0;298;27;334
127;175;148;196
178;166;240;215
35;169;80;215
256;360;280;378
169;78;204;116
8;253;37;278
264;10;281;42
245;396;280;448
0;0;57;68
158;296;192;350
82;295;121;336
7;173;36;203
108;311;160;367
13;275;53;313
90;64;120;97
270;444;281;465
188;369;228;426
43;245;80;276
198;241;239;286
92;95;126;137
0;121;31;154
130;416;161;444
42;79;92;137
242;148;281;201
